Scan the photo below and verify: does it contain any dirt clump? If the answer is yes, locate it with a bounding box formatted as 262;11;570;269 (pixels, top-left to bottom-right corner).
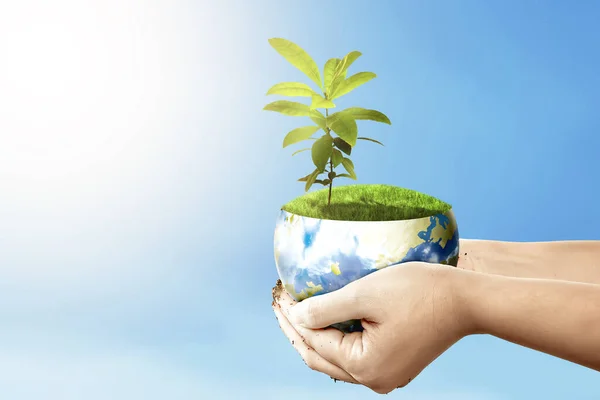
272;279;284;307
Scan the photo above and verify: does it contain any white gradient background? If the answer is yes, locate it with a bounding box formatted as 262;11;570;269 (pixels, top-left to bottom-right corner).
1;0;600;399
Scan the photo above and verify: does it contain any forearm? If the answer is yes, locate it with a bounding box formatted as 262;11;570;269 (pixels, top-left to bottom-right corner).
457;269;600;371
458;239;600;284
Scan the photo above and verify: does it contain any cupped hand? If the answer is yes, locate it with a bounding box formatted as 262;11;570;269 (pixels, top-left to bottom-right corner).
272;262;473;394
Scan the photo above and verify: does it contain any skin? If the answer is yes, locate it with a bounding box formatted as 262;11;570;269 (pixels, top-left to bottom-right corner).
272;239;600;394
459;239;600;284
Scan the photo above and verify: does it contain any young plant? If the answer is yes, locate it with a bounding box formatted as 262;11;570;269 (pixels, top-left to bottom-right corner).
264;38;391;206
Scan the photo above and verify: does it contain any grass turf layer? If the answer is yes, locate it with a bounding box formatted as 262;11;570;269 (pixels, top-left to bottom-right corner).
281;184;452;221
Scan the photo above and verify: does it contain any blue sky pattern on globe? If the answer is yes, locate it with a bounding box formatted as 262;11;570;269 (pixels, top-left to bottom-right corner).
274;210;460;300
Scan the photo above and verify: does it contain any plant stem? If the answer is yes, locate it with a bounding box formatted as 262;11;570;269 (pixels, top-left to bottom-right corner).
325;108;333;206
328;158;333;206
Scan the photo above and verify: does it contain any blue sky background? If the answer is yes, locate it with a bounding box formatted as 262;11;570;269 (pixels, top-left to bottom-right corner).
1;0;599;398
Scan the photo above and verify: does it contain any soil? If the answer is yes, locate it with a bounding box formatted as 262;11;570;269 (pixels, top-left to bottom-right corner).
271;279;284;307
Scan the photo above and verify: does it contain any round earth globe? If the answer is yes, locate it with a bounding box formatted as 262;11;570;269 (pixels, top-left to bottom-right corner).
273;184;460;333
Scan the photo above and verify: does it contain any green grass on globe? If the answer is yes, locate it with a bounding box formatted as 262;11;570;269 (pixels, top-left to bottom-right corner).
281;184;452;222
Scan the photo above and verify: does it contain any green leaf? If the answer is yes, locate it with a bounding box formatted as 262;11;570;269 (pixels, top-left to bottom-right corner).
328;70;348;98
332;51;362;82
298;173;311;182
264;101;311;116
341;157;357;179
331;148;343;167
323;58;341;95
336;173;353;179
310;94;336;109
304;168;321;191
328;112;358;146
309;110;327;130
292;148;310;156
315;179;331;186
266;82;317;97
328;52;357;98
344;107;391;124
357;137;384;146
333;137;352;155
283;126;320;148
311;135;333;171
331;72;376;99
268;38;323;90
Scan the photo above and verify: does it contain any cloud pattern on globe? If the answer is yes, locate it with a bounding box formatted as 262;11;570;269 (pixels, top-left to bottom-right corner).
274;210;460;301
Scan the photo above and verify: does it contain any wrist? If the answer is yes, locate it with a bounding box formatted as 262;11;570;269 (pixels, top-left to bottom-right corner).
456;239;499;274
456;239;479;271
458;239;530;277
445;266;490;337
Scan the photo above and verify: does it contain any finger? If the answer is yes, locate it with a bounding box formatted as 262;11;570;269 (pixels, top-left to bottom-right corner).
273;305;358;384
277;290;365;371
287;282;373;329
295;321;364;370
277;286;298;309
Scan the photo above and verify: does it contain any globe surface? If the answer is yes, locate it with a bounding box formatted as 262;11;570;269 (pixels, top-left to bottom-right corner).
274;209;460;302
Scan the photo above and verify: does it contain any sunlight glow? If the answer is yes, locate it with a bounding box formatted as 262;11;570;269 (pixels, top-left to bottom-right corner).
0;0;178;178
0;0;200;286
0;0;253;293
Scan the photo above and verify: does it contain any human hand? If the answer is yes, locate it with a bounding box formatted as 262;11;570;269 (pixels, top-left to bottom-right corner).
272;262;473;394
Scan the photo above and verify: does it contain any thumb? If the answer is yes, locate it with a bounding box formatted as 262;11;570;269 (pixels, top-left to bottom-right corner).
288;285;369;329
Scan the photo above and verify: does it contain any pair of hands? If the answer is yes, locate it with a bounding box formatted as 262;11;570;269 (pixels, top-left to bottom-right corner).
272;262;472;394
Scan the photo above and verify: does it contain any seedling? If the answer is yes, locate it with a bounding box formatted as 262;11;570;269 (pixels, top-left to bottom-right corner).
264;38;391;205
